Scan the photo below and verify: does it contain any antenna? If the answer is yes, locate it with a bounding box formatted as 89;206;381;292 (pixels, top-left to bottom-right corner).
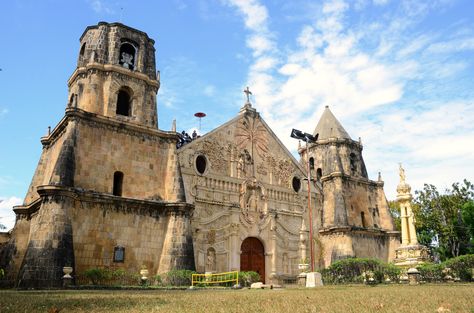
194;112;206;132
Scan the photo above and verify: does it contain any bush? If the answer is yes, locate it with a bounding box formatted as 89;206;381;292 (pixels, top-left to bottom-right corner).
84;268;111;285
417;254;474;282
416;263;444;282
321;258;401;284
443;254;474;281
239;271;260;287
163;269;196;286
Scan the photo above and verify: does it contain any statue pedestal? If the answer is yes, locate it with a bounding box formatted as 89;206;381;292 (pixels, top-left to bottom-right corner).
394;244;430;268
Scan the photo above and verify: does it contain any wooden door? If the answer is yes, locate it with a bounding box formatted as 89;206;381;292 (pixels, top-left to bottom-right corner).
240;237;265;283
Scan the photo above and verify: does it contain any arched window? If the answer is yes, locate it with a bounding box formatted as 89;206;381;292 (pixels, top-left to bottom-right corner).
350;153;357;172
309;157;315;170
79;43;86;62
113;171;124;196
316;168;322;181
119;42;136;70
361;212;366;228
116;89;131;116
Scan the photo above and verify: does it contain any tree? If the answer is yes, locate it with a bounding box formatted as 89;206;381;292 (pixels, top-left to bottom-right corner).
412;180;473;260
387;200;401;231
461;200;474;253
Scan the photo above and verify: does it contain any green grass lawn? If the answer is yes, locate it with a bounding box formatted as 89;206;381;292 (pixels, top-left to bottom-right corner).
0;284;473;313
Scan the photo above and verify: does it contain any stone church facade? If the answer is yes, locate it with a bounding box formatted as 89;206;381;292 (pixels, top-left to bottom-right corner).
0;22;399;287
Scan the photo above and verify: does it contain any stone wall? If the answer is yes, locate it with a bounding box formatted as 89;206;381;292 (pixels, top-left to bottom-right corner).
319;229;399;267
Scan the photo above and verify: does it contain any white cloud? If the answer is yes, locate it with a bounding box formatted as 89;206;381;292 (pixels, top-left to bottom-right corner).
87;0;115;14
0;196;22;231
203;85;216;97
0;108;8;117
227;0;474;200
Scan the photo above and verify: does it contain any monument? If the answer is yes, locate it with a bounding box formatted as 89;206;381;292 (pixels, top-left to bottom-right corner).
393;164;430;268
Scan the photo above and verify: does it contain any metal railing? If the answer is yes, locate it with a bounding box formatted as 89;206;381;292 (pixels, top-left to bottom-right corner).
191;271;239;287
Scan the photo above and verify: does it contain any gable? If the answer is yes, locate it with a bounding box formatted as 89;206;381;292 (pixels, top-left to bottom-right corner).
178;109;307;190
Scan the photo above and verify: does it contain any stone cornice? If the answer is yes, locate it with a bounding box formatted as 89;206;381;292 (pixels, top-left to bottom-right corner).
41;108;178;147
320;172;384;187
15;185;194;217
299;137;363;154
68;63;159;89
319;226;400;237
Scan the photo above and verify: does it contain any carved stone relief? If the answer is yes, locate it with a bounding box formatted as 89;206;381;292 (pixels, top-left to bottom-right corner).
239;178;268;224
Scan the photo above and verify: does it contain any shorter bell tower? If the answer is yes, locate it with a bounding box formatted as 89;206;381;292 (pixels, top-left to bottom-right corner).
68;22;159;128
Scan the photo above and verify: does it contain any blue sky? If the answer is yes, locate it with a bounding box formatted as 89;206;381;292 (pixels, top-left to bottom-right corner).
1;0;473;229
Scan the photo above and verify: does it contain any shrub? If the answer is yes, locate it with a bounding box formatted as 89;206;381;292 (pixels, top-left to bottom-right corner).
84;268;111;285
153;274;163;286
417;263;444;282
239;271;260;287
417;254;474;282
443;254;474;281
163;269;196;286
321;258;401;284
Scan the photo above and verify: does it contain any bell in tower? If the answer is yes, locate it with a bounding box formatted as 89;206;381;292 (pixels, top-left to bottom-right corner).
69;22;159;128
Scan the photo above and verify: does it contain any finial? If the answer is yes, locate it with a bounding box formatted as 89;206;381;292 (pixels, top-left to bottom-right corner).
244;86;252;104
48;126;51;135
157;70;160;82
171;119;176;132
240;86;256;113
325;105;329;108
378;171;382;182
399;163;406;183
359;137;362;144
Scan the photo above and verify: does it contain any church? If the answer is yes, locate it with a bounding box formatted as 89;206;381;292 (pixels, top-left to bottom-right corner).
0;22;399;288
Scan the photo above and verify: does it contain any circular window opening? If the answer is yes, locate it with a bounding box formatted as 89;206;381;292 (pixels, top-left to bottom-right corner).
196;155;207;174
292;177;301;192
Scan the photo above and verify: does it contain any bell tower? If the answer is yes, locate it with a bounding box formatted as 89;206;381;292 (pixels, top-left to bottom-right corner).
5;22;195;288
68;22;159;128
300;106;400;266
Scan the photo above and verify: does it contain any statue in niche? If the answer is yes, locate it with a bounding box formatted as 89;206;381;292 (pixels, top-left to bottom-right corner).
206;248;216;272
121;52;134;69
237;149;252;178
240;178;267;223
247;188;259;212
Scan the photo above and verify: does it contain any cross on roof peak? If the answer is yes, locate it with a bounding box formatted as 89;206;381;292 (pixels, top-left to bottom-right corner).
243;86;252;103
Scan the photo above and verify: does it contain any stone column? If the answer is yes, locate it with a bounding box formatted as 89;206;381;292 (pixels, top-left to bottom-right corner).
270;214;277;279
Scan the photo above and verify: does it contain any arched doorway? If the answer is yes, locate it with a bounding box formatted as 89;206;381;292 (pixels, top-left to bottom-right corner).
240;237;265;283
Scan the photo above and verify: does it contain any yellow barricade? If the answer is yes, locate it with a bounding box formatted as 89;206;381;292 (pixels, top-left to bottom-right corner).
191;271;239;287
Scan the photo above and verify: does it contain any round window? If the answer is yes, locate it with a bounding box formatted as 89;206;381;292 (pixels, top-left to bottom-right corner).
195;155;207;174
292;177;301;192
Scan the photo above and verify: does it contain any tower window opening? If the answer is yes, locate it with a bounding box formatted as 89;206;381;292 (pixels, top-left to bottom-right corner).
119;42;136;70
350;153;357;172
113;171;124;196
361;212;366;228
116;89;131;116
79;43;86;62
309;157;315;170
316;168;322;181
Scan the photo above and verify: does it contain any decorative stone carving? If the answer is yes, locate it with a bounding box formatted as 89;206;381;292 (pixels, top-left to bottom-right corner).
201;140;227;173
240;178;267;224
207;229;216;245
